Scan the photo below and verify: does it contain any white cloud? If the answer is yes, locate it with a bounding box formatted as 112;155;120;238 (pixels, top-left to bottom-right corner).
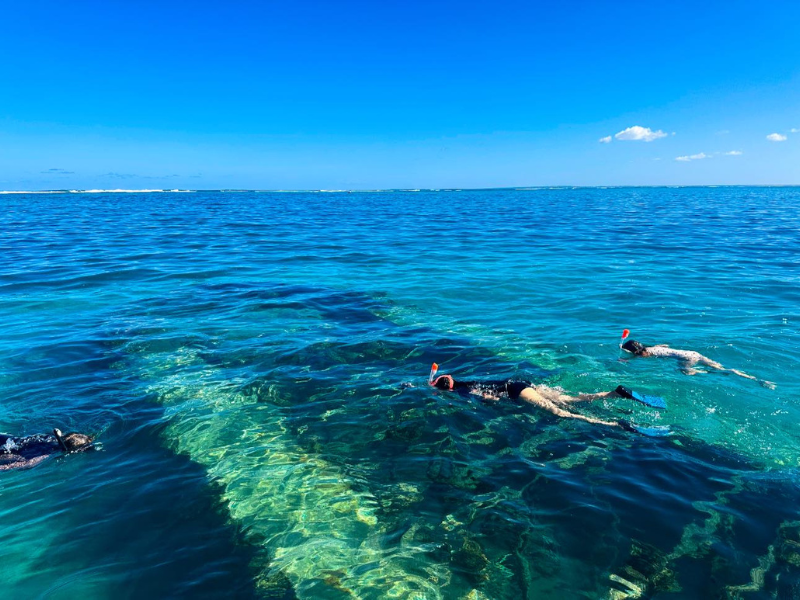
724;150;743;156
675;152;709;162
767;133;787;142
791;128;799;134
614;126;668;142
598;135;612;143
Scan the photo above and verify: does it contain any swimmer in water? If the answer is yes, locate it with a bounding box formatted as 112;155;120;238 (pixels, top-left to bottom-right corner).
430;373;659;430
621;339;775;388
0;428;94;472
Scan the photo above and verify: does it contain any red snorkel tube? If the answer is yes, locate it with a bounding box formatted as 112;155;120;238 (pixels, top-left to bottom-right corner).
429;363;439;386
428;363;454;390
618;329;630;359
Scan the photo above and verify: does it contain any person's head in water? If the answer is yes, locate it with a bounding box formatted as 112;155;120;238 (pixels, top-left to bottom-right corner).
621;340;648;356
53;428;94;453
431;374;455;391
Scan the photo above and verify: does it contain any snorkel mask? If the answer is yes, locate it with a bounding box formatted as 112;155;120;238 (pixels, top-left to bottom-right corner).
621;340;647;356
428;363;454;390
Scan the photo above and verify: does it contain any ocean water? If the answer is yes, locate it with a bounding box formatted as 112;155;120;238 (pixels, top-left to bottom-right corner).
1;188;799;599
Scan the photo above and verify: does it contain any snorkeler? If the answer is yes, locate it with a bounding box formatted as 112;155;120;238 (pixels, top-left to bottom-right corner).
428;364;665;430
620;334;775;388
0;428;94;472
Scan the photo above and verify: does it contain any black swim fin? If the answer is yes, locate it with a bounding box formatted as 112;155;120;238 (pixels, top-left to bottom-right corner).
615;385;667;409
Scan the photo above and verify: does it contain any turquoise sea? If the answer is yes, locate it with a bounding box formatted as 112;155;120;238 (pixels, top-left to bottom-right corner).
1;188;799;599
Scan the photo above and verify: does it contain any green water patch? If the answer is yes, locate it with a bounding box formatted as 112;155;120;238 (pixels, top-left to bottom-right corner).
118;282;800;598
118;283;577;597
132;347;452;599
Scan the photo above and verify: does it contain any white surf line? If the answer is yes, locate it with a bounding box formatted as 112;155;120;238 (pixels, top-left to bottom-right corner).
135;346;449;600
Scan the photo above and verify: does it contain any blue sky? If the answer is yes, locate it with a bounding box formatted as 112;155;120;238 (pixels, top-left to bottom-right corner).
1;0;798;189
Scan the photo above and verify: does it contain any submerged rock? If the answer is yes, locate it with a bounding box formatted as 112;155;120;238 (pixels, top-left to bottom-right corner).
609;539;679;598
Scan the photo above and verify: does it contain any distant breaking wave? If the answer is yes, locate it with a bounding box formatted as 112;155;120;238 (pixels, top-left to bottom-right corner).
74;189;195;193
3;186;792;196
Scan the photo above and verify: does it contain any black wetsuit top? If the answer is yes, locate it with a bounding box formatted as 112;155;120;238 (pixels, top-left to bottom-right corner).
452;380;531;400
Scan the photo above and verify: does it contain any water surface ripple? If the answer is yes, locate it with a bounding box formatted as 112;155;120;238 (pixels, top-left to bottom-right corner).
1;189;799;598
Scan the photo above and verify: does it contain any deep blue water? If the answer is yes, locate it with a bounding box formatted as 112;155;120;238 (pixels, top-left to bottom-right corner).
1;188;799;599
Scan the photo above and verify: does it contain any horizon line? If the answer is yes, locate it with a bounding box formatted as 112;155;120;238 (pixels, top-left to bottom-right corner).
2;184;800;195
